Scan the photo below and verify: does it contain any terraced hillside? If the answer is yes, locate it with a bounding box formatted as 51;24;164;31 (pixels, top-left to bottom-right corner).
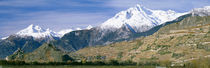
76;16;210;64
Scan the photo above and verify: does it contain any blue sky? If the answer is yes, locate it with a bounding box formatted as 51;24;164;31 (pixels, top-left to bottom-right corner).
0;0;210;38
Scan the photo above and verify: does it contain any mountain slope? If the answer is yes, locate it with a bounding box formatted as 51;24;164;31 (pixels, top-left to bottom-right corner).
0;36;42;59
76;13;210;65
100;4;187;32
0;25;60;59
7;44;73;63
9;12;210;63
51;4;187;52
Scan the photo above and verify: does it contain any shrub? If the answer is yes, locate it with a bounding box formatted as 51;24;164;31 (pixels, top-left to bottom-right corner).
0;60;26;65
108;59;119;65
117;52;123;59
156;45;170;49
158;50;172;55
172;53;184;59
197;44;210;51
184;57;210;68
132;42;143;50
62;54;74;62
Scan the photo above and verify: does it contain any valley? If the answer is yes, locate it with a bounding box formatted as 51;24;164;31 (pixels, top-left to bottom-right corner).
0;3;210;68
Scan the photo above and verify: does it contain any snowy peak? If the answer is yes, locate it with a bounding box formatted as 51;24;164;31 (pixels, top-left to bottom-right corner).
76;28;82;30
100;4;188;32
192;6;210;16
58;29;73;37
86;25;93;30
16;24;60;38
1;36;8;40
17;24;44;34
14;24;93;39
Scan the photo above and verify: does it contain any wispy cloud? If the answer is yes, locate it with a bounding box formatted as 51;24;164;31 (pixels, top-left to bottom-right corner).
15;11;110;29
0;0;49;7
0;11;110;37
0;0;106;8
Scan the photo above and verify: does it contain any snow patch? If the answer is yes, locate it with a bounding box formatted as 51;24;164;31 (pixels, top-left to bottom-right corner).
76;28;82;30
192;6;210;16
58;29;73;37
16;24;60;38
100;4;188;32
86;25;93;30
1;36;8;40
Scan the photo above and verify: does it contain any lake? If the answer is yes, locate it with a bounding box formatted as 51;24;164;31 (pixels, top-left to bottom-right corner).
0;65;166;68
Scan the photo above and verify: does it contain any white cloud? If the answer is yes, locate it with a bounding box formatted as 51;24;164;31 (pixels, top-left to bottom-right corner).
0;11;110;35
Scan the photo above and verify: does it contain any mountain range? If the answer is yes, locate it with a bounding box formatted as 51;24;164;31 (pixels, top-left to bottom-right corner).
50;4;187;52
0;24;91;59
7;5;210;65
1;4;210;62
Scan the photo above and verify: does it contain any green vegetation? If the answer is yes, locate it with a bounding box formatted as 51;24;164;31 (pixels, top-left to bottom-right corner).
155;45;170;50
76;15;210;67
0;60;26;65
197;44;210;51
132;42;143;50
7;44;72;63
1;57;210;68
0;60;136;66
142;45;152;52
158;50;172;55
0;65;156;68
172;53;184;59
117;52;123;59
184;57;210;68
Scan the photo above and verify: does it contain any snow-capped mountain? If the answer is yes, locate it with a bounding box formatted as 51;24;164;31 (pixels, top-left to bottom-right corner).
192;6;210;16
76;28;82;30
1;36;8;40
58;29;73;37
1;24;92;40
16;24;60;38
100;4;188;32
86;25;93;30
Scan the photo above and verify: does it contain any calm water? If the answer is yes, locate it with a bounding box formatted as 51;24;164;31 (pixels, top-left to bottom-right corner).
0;65;164;68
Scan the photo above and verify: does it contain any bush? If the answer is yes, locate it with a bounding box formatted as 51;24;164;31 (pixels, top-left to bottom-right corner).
132;42;143;50
172;53;184;59
117;52;123;59
197;44;210;51
0;60;27;65
108;60;119;65
155;45;170;49
158;50;172;55
62;54;74;62
184;57;210;68
120;60;136;65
